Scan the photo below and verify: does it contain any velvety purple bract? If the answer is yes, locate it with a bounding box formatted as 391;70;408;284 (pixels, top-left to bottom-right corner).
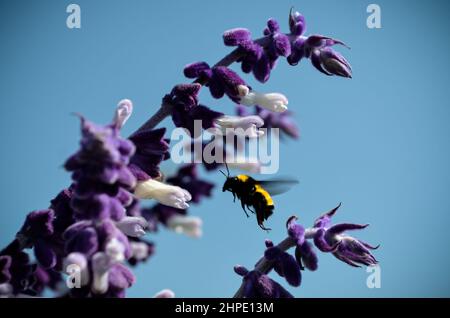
129;127;170;180
223;28;252;46
165;83;223;137
234;266;294;298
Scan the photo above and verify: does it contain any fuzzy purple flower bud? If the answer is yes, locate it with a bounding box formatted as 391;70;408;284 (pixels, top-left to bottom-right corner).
295;241;318;271
165;83;223;137
183;61;211;79
223;28;252;46
234;267;293;298
129;127;170;181
289;8;306;36
264;246;301;287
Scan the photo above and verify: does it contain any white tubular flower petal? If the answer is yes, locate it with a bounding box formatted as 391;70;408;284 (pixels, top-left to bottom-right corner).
114;99;133;128
237;85;250;96
116;216;148;237
91;252;111;294
130;242;150;261
105;238;125;263
91;238;126;294
214;115;264;138
238;85;288;113
226;156;262;173
167;215;203;238
64;252;90;286
153;289;175;298
134;179;192;209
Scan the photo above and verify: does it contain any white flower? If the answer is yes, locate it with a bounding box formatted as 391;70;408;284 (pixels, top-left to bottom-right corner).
116;216;148;237
130;242;151;261
91;238;125;294
238;85;288;113
214;115;264;138
153;289;175;298
166;215;203;238
64;252;90;287
113;99;133;128
134;179;192;209
226;156;262;173
105;237;126;263
91;252;111;294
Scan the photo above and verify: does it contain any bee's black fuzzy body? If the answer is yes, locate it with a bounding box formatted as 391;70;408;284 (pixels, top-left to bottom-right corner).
222;174;275;230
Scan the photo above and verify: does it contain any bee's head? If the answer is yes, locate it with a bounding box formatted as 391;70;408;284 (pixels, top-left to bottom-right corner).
222;176;238;192
220;163;233;192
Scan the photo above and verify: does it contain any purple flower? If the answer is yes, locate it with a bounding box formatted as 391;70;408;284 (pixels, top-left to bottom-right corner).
264;18;292;58
289;8;306;36
219;8;352;80
223;28;252;46
65;116;137;221
234;265;293;298
20;209;54;240
312;204;379;267
129;127;170;181
50;188;76;234
264;243;301;287
183;64;248;102
164;83;223;137
33;266;62;294
0;239;37;295
106;263;135;297
18;209;58;269
64;221;99;257
311;46;352;78
286;216;318;271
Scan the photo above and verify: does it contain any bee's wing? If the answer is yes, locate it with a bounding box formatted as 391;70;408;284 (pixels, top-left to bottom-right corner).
256;178;299;196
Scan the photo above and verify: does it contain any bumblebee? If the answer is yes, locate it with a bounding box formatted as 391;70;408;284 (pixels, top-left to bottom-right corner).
221;165;298;231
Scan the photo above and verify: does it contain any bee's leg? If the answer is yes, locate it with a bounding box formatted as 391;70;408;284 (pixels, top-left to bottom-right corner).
240;201;250;218
232;192;236;202
258;222;272;232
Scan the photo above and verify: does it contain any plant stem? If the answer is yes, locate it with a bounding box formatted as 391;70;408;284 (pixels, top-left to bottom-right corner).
130;35;274;136
233;227;318;298
233;237;296;298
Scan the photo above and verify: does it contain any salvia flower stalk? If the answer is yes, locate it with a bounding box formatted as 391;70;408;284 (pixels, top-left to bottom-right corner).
233;204;378;298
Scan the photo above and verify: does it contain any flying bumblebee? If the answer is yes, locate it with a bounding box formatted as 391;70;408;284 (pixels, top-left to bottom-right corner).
221;164;298;231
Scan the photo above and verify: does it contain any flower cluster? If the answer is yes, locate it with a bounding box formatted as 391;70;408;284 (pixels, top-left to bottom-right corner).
61;109;149;297
234;204;378;298
0;102;170;297
164;83;223;137
223;8;352;81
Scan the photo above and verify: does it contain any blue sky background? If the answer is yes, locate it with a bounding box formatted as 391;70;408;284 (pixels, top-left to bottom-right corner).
1;0;449;297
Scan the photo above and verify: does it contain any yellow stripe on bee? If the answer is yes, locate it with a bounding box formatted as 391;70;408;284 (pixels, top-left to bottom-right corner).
255;184;274;206
237;174;249;182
